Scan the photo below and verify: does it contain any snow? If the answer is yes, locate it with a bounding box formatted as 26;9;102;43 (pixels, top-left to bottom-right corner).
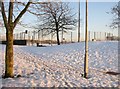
0;41;119;87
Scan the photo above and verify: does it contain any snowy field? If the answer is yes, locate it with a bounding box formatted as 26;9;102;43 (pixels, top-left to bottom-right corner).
0;41;119;87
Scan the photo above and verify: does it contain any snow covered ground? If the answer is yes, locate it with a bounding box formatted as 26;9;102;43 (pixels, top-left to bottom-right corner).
0;41;119;87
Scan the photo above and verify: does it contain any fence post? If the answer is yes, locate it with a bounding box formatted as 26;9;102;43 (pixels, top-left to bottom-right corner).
100;32;101;41
89;31;90;41
94;32;96;40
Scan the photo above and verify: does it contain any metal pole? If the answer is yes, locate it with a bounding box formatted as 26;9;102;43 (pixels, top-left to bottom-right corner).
71;32;72;43
100;32;101;41
41;30;43;45
33;31;35;40
84;0;89;78
61;28;63;44
28;31;30;40
24;32;25;40
51;32;53;46
20;33;22;40
22;32;24;40
78;0;80;42
94;32;96;40
118;1;120;41
96;32;98;41
105;32;106;40
89;31;90;41
38;30;40;41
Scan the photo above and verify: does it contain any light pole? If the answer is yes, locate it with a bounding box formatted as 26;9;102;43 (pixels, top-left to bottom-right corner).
84;0;89;78
41;30;43;45
51;32;53;46
94;32;96;40
118;1;120;41
38;30;40;42
89;31;90;41
105;32;107;40
100;32;101;41
78;0;80;42
70;31;73;43
61;28;64;44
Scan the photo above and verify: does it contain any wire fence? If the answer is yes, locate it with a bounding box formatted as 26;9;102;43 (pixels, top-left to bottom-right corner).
0;30;119;45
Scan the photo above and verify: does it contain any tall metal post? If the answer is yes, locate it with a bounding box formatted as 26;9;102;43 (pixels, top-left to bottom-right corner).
118;1;120;39
78;0;80;42
100;32;101;41
105;32;106;40
41;30;43;44
51;32;53;46
61;28;63;44
71;31;72;43
94;32;96;40
38;30;40;41
84;0;89;78
89;31;90;41
33;31;35;40
24;32;25;40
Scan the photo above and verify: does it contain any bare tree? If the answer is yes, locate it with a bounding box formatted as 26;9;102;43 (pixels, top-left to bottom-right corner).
0;0;48;78
109;1;120;29
0;0;32;78
37;2;77;45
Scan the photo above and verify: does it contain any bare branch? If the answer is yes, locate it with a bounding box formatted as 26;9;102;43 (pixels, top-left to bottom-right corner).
0;1;9;30
13;0;32;29
109;2;120;29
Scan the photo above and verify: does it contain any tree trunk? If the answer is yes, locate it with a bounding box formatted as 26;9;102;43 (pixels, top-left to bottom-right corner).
5;29;14;78
56;30;60;45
